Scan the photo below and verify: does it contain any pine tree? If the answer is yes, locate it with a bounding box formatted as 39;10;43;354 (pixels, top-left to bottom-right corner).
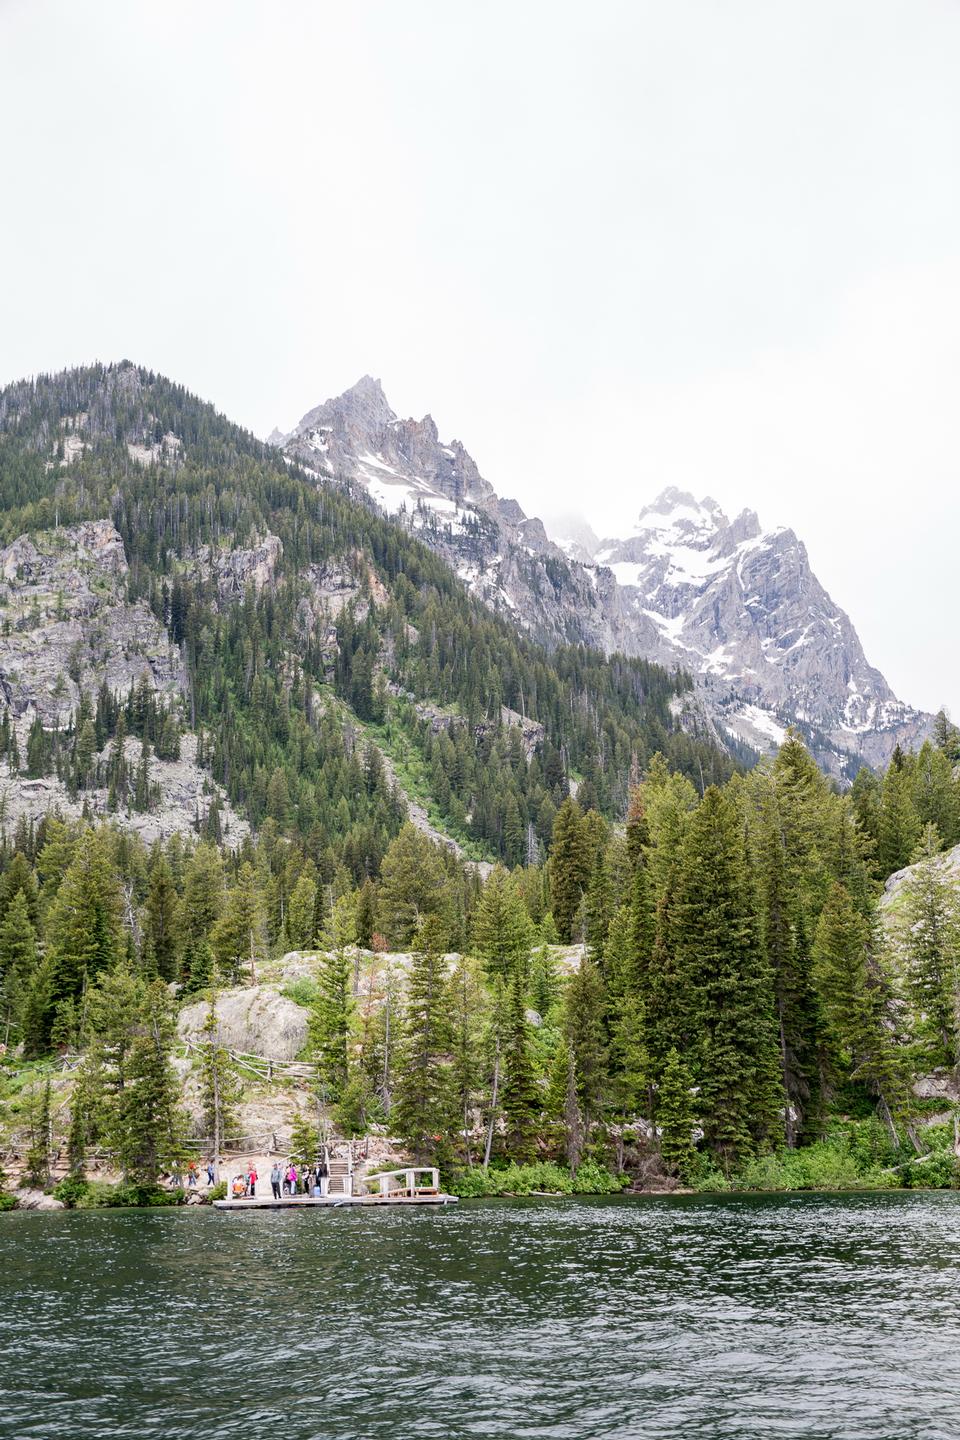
287;868;318;949
180;841;224;944
392;919;455;1166
377;824;452;948
46;830;124;1005
933;708;960;763
911;742;960;848
674;786;782;1172
67;1090;87;1177
309;947;354;1101
876;757;921;879
897;827;960;1071
500;967;540;1162
449;954;484;1167
83;962;147;1126
812;882;906;1142
657;1047;696;1180
564;955;608;1142
472;867;532;983
115;980;187;1184
0;890;37;1044
20;954;56;1058
210;862;262;984
143;854;179;981
24;1076;52;1189
754;785;822;1145
549;798;590;942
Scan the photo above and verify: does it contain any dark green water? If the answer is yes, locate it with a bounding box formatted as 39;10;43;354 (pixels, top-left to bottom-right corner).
2;1193;959;1440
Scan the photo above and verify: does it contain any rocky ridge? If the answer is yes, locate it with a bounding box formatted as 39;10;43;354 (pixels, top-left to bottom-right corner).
276;380;931;775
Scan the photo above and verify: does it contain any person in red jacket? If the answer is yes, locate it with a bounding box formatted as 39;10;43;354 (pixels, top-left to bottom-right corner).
247;1164;258;1198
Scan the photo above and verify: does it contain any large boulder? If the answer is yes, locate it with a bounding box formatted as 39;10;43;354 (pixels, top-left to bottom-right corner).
883;842;960;908
177;986;308;1061
13;1188;65;1211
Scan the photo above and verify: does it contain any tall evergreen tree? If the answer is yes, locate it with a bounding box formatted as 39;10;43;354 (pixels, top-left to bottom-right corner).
674;786;782;1171
392;920;455;1166
812;882;907;1143
0;890;37;1045
500;967;540;1162
143;853;179;981
45;829;124;1007
897;827;960;1072
472;867;532;983
210;862;262;983
657;1047;696;1180
309;947;354;1101
549;799;590;943
115;980;187;1184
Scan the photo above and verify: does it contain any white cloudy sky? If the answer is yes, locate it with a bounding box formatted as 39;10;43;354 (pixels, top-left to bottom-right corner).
2;1;959;714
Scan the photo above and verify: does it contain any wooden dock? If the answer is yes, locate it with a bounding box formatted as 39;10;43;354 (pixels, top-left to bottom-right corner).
213;1192;457;1209
214;1165;458;1210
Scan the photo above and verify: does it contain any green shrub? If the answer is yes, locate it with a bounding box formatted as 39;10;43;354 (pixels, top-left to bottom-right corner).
899;1152;960;1190
0;1193;17;1212
205;1181;228;1202
52;1175;91;1208
281;977;319;1007
730;1138;898;1192
75;1181;186;1208
450;1160;626;1198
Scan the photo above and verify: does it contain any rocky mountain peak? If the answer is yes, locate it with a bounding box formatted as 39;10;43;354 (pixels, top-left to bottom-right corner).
276;375;931;777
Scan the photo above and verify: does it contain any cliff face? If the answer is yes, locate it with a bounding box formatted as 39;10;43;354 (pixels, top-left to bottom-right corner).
588;488;930;770
278;383;931;776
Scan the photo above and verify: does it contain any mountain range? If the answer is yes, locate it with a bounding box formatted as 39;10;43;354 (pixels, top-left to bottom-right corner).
276;376;931;775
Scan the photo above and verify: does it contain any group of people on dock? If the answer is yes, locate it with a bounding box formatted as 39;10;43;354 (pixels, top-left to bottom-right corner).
229;1158;329;1200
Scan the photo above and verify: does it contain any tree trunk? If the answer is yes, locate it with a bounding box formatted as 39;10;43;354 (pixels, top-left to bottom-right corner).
483;1034;501;1170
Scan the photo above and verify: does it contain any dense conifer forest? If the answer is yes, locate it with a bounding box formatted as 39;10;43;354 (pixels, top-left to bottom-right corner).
1;364;959;1204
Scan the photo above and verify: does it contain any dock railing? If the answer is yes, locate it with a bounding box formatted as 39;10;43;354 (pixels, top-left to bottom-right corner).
363;1167;440;1199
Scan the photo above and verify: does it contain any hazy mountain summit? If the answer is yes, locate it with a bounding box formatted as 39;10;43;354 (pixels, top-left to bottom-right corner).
277;379;931;776
589;488;929;766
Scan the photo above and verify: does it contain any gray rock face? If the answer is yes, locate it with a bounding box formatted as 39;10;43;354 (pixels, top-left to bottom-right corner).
0;732;248;848
276;384;930;775
0;521;247;846
0;519;183;733
178;987;309;1061
592;488;931;770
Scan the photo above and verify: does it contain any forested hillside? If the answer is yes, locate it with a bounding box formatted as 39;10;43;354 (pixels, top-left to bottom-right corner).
0;363;958;1206
0;363;733;869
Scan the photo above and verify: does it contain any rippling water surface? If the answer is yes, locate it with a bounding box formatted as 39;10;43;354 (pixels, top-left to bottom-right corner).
2;1192;959;1439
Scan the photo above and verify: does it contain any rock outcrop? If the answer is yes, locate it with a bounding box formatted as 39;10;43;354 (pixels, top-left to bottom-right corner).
0;519;183;735
177;987;309;1061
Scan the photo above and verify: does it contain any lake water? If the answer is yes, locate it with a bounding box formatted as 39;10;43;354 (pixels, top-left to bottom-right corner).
2;1193;959;1439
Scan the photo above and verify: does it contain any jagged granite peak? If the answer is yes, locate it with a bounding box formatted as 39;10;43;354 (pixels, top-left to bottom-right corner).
591;487;928;769
276;379;617;649
276;383;930;778
280;375;503;514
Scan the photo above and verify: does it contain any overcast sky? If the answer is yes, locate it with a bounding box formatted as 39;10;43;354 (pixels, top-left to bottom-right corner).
2;1;958;715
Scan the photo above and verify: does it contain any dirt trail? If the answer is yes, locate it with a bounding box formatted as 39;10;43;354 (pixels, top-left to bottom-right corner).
373;744;494;878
